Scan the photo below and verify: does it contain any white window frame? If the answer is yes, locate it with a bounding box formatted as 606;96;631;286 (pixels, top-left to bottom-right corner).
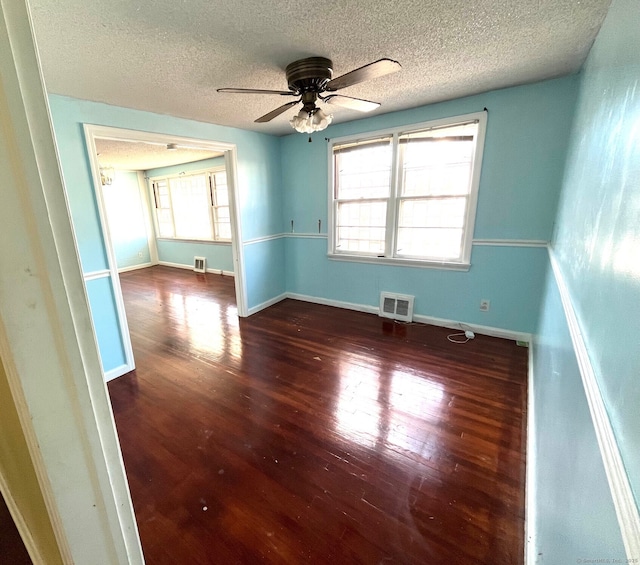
209;169;232;241
149;166;231;244
327;111;487;271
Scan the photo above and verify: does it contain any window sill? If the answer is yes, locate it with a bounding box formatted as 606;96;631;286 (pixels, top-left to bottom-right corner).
328;253;470;271
157;238;232;245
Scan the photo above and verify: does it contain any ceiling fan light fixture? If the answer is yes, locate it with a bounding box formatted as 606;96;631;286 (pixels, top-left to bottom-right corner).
290;108;333;134
219;56;400;129
99;166;115;186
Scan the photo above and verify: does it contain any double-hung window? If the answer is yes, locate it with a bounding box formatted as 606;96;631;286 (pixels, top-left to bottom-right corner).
330;112;486;269
150;168;231;242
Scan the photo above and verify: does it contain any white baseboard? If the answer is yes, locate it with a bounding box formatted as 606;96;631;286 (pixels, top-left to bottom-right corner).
104;363;132;382
525;343;537;565
284;292;530;342
117;262;153;273
158;260;193;271
549;250;640;560
158;260;234;276
247;292;287;315
286;292;379;316
412;313;531;343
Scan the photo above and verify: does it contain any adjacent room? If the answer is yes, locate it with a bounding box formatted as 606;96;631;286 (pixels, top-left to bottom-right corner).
0;0;638;563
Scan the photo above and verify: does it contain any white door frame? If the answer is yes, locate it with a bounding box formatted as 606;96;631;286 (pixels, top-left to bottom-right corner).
83;125;249;379
0;1;143;562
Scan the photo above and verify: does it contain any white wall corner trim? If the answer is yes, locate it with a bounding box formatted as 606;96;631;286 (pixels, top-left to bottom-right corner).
104;363;131;382
525;343;536;565
548;249;640;560
247;293;288;315
283;232;328;239
83;269;111;281
243;233;284;245
472;239;549;248
242;232;329;246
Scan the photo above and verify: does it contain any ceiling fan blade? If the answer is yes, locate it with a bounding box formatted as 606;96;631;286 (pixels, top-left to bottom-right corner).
217;88;295;96
255;100;300;123
325;58;401;91
324;94;380;113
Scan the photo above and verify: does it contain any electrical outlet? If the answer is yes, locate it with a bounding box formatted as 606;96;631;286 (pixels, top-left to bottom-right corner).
138;252;143;258
480;299;490;312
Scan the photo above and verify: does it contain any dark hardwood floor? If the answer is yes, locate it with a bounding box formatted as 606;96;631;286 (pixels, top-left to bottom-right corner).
0;491;32;564
109;266;527;564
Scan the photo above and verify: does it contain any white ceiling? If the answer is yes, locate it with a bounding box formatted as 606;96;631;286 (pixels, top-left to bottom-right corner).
95;138;223;171
29;0;611;136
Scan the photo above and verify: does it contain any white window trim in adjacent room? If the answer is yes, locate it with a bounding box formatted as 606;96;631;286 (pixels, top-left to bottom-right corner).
327;111;487;271
148;166;232;243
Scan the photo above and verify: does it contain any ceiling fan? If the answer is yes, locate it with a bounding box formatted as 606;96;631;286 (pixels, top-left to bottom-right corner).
217;57;401;133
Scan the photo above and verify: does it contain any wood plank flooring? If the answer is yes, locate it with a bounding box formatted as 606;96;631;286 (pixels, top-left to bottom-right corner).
109;266;527;564
0;492;32;564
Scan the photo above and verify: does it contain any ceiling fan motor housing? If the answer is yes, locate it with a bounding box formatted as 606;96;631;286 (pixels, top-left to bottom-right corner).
217;56;399;124
286;57;333;93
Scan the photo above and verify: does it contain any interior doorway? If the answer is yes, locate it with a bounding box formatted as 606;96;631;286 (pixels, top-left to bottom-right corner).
83;125;247;380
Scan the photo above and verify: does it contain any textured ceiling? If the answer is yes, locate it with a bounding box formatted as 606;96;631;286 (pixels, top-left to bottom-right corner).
29;0;610;136
95;138;222;171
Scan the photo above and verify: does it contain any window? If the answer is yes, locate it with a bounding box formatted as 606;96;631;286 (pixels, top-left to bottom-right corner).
329;112;486;268
210;171;231;240
150;168;231;242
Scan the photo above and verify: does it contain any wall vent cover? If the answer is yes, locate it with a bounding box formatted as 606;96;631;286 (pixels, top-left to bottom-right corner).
379;292;414;322
194;256;206;273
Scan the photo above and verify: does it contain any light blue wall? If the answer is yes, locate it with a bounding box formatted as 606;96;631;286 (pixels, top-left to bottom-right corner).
287;238;547;330
532;268;625;561
85;277;126;371
551;0;640;501
531;0;639;559
280;76;579;333
146;156;233;272
102;170;151;269
156;240;233;273
49;95;285;372
244;239;286;310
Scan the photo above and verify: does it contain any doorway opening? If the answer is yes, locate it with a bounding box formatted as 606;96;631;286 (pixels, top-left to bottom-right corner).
83;126;247;380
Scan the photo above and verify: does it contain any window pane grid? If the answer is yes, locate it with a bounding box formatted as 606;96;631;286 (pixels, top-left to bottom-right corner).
333;139;392;254
152;169;231;242
154;180;174;238
396;228;464;260
335;200;387;255
210;171;231;241
169;175;212;240
398;196;468;228
335;140;392;200
331;117;481;263
402;162;472;197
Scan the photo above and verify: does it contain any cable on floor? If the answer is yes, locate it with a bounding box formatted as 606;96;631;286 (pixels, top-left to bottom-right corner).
447;323;475;344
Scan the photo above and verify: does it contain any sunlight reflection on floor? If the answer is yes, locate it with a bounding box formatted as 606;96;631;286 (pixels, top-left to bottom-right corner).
335;358;445;459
